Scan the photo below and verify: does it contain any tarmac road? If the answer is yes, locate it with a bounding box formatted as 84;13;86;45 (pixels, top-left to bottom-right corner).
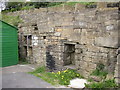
2;64;54;88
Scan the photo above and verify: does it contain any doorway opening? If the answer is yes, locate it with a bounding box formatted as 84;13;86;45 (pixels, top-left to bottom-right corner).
63;44;75;66
23;46;27;57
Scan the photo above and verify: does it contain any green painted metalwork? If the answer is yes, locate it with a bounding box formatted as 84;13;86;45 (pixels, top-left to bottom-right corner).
0;20;18;67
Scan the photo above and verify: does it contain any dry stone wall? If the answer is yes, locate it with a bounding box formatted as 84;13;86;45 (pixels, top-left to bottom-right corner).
8;3;119;80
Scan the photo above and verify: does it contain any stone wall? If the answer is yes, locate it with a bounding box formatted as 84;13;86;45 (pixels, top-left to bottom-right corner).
114;48;120;85
8;3;119;79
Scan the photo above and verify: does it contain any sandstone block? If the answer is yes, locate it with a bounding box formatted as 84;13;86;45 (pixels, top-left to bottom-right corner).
73;21;88;29
106;25;114;31
63;4;75;12
89;76;102;82
56;28;63;32
95;37;118;48
75;3;86;11
54;32;61;37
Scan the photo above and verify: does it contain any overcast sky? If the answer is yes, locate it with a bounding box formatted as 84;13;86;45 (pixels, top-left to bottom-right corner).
0;1;6;12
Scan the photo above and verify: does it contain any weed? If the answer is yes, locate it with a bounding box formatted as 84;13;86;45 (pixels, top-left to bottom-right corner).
29;66;84;85
91;69;108;77
91;63;108;78
31;66;46;73
85;79;118;88
87;78;95;82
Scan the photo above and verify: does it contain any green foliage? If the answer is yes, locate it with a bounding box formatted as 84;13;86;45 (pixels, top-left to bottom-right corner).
87;63;118;88
46;2;63;7
3;2;63;12
2;2;95;12
31;66;46;73
85;79;118;89
80;2;95;5
29;67;84;85
87;78;95;82
1;14;22;27
96;63;105;71
64;2;94;6
28;2;49;8
21;6;35;10
91;69;108;77
5;2;24;12
53;69;84;85
91;63;108;77
64;2;78;6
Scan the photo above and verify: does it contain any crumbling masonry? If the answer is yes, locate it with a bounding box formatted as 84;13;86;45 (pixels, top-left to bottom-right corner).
7;3;119;83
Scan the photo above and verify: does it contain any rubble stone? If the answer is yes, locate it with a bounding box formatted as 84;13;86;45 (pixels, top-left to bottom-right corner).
11;3;119;83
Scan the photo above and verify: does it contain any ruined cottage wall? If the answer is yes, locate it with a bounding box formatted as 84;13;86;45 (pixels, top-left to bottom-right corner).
10;4;119;78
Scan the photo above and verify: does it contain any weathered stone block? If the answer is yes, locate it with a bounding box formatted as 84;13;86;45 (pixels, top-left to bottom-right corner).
106;74;114;80
75;3;86;11
75;44;81;48
106;25;114;31
73;21;88;29
89;76;102;82
56;28;63;32
17;5;118;79
74;13;85;21
114;54;120;84
95;37;118;48
47;6;64;12
54;32;61;37
63;4;75;12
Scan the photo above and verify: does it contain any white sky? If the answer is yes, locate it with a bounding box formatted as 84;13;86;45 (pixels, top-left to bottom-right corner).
0;2;6;12
0;0;30;12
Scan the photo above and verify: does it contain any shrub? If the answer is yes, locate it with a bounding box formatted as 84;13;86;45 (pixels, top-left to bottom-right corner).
85;79;118;88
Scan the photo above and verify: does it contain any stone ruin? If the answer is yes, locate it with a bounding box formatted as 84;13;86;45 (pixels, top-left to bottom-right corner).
7;2;119;84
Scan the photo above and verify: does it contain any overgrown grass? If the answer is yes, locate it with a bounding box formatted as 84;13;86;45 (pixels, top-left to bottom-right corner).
29;66;84;86
85;79;118;89
1;14;22;27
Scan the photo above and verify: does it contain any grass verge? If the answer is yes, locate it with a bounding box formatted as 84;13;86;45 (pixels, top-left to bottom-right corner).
28;66;84;86
29;66;118;88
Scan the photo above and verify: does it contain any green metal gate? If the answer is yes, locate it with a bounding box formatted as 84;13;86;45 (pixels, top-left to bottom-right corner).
0;20;18;67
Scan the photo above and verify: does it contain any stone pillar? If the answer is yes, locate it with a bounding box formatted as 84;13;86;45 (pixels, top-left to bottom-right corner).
114;48;120;85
